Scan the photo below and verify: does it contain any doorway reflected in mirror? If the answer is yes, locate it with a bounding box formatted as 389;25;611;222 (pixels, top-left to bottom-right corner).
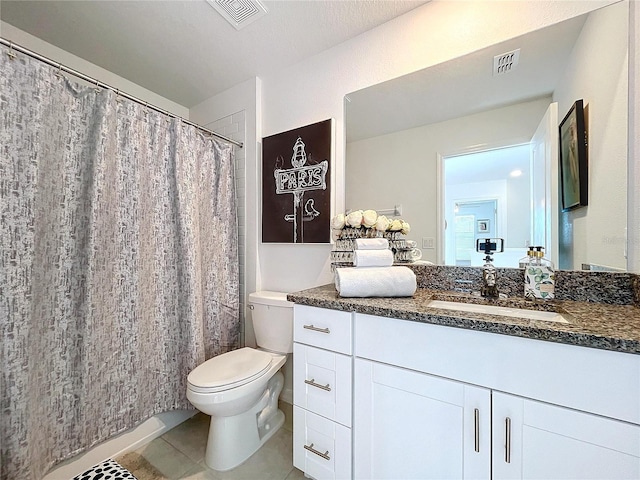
443;145;530;267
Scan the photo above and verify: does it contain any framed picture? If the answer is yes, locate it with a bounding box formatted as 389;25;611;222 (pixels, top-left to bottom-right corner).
261;119;333;243
477;219;490;233
559;99;588;212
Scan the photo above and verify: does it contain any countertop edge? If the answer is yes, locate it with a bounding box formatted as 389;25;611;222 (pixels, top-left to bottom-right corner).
287;287;640;355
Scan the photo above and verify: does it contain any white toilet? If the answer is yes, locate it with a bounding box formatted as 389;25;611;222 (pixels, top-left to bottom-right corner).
186;291;293;471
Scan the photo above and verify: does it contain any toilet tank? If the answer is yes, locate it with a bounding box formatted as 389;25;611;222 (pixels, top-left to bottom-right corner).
248;291;294;354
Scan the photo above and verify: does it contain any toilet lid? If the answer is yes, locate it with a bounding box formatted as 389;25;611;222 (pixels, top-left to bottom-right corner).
187;347;272;390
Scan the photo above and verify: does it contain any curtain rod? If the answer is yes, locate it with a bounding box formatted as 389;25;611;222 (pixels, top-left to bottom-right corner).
0;37;243;148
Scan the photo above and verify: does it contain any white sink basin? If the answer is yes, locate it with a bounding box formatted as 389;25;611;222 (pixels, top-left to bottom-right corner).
427;300;569;324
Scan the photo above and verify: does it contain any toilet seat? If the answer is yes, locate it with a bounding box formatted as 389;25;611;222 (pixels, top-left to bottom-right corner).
187;347;273;393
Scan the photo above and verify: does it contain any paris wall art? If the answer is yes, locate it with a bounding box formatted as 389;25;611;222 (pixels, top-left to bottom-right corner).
262;119;333;243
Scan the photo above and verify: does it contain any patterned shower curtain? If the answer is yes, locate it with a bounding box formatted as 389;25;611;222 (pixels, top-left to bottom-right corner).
0;46;239;479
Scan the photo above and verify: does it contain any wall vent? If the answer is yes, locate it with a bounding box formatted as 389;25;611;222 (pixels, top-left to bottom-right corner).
206;0;268;30
493;49;520;75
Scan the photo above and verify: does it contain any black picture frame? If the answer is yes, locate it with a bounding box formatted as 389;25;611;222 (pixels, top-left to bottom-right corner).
559;99;588;212
261;119;332;243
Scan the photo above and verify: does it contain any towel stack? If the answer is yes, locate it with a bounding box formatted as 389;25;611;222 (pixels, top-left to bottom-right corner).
335;238;417;298
353;238;394;267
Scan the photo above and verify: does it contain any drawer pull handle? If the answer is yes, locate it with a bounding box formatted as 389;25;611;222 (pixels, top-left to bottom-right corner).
505;417;511;464
474;408;480;453
303;324;330;334
304;443;330;461
304;378;332;392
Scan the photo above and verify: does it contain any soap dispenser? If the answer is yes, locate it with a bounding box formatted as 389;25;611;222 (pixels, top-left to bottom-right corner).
518;246;535;269
524;246;555;299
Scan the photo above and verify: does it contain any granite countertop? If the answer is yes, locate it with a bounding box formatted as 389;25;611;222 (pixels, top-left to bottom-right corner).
287;284;640;355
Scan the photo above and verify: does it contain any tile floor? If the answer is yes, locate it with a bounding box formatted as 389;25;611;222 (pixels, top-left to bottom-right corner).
118;411;305;480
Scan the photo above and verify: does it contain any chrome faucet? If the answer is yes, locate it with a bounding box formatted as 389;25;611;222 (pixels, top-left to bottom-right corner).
481;257;498;298
476;238;504;299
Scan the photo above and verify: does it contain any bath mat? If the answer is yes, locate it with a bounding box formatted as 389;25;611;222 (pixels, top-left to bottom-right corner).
115;452;168;480
72;459;137;480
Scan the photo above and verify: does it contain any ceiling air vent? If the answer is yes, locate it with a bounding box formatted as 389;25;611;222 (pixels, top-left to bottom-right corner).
493;49;520;76
206;0;268;30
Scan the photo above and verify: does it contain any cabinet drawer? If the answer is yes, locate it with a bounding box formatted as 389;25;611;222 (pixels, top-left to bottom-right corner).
294;343;352;427
294;305;352;355
293;406;352;480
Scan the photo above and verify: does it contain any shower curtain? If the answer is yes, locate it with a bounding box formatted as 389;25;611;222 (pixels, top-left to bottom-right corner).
0;46;239;480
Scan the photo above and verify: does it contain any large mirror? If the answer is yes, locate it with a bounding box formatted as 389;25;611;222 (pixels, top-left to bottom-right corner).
345;1;628;271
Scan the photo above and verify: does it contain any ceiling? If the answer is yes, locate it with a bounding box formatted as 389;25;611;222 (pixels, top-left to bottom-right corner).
0;0;428;108
445;144;531;186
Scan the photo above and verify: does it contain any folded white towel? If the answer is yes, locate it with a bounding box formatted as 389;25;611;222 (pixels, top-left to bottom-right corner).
335;266;417;298
353;249;394;268
354;238;389;250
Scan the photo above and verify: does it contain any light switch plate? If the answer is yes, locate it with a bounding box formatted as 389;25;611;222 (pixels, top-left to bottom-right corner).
423;237;435;249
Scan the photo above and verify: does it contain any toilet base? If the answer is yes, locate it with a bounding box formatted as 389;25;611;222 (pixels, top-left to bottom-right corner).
204;372;285;471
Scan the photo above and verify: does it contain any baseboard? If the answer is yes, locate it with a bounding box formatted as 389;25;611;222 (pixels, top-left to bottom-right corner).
43;410;197;480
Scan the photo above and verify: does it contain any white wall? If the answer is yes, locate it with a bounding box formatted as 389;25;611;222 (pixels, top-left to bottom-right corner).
630;0;640;273
553;1;628;270
258;0;618;292
0;21;188;117
346;98;549;264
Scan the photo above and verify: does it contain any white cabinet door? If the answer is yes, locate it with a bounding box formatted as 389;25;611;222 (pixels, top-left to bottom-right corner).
354;358;490;480
493;391;640;480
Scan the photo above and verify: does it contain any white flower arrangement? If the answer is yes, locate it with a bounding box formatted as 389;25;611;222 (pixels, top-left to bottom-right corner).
346;210;363;227
362;209;378;228
374;215;390;232
330;209;411;237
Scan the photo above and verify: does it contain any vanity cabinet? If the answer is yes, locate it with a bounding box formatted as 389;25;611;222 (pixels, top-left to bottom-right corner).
293;305;353;480
355;360;640;480
292;304;640;479
354;312;640;480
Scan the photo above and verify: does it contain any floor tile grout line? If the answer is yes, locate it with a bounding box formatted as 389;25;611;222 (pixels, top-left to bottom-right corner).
160;414;210;465
162;432;207;464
